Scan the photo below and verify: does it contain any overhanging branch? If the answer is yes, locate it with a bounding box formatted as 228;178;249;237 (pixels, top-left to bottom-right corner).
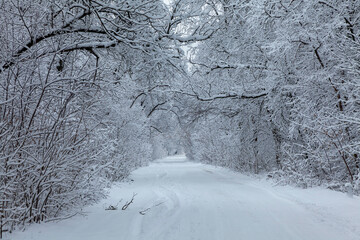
175;91;268;101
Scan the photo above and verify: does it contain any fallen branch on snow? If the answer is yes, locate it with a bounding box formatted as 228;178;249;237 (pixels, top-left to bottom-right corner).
139;201;165;215
105;199;123;210
122;193;137;210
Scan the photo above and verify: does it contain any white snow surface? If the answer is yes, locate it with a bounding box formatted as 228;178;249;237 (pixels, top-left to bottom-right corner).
9;155;360;240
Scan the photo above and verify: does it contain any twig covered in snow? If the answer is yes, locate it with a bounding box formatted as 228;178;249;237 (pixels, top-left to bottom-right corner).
139;201;165;215
122;193;137;211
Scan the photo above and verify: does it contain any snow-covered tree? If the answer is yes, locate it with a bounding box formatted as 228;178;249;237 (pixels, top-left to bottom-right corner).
180;0;360;191
0;0;217;236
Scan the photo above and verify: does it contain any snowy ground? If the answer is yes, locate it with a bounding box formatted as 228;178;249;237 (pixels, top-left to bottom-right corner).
8;155;360;240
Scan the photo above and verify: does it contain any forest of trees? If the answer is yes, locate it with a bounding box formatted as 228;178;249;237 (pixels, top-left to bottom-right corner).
181;0;360;191
0;0;359;237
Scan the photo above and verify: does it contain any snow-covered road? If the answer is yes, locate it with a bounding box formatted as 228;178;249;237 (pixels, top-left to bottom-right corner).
10;155;360;240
